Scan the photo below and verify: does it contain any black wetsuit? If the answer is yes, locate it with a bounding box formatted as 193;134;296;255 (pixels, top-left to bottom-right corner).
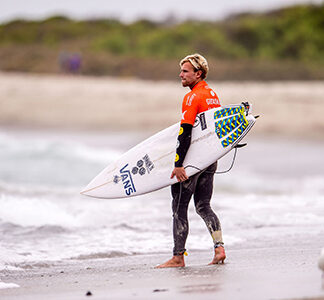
171;162;223;255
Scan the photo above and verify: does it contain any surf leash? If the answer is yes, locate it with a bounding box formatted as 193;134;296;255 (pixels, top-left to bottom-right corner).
184;143;247;175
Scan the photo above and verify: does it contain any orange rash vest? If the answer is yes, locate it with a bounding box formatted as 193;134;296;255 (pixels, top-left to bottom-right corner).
181;80;221;125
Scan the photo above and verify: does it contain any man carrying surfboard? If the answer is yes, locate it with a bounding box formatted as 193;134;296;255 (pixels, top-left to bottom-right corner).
156;54;226;268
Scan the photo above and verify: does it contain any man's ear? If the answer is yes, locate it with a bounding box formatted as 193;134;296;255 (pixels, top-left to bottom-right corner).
196;70;203;79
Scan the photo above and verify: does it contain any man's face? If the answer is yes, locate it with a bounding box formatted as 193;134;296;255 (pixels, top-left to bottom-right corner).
179;62;201;88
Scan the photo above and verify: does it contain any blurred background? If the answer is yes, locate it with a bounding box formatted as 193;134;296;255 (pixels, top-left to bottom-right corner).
1;0;324;80
0;0;323;134
0;0;323;271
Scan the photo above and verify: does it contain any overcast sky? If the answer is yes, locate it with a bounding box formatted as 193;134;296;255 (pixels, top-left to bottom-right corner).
0;0;323;24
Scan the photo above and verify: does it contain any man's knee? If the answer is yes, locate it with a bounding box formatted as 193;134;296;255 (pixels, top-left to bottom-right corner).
195;201;211;217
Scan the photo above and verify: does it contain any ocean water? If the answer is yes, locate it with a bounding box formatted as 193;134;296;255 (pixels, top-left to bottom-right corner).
0;128;323;272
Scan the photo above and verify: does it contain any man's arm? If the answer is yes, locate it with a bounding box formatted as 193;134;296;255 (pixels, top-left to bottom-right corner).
171;123;193;182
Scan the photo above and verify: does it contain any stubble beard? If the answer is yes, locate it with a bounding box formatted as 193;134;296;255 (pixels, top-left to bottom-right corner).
181;80;188;87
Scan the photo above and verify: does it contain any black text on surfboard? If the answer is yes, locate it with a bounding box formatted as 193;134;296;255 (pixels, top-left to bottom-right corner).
119;164;136;196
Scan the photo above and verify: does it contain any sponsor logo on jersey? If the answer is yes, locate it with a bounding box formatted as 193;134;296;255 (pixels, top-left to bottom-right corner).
186;93;196;106
119;164;136;196
206;98;220;105
182;110;187;120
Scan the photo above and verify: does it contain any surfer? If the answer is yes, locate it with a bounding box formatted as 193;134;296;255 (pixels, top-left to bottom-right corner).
156;54;226;268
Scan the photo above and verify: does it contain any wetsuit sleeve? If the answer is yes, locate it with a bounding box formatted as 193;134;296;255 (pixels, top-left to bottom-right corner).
175;123;193;167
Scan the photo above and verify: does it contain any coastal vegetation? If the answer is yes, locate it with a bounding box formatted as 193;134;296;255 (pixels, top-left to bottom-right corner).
0;4;323;80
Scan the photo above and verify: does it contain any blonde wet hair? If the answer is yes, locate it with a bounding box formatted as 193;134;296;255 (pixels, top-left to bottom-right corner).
180;53;209;80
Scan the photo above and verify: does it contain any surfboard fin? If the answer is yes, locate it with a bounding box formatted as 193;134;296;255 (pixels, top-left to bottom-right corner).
235;143;247;148
241;101;250;115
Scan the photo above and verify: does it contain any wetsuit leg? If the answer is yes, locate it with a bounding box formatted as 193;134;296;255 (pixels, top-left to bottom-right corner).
171;174;199;256
193;162;224;248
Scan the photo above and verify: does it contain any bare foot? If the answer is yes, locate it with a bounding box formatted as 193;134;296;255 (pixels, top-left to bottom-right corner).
155;255;185;268
208;247;226;265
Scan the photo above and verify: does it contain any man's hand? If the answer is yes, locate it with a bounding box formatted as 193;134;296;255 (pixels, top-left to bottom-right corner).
170;167;188;182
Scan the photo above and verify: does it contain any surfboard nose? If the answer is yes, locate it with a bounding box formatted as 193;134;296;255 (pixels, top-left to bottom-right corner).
80;187;88;195
80;186;104;198
80;186;92;196
80;182;101;197
80;180;120;199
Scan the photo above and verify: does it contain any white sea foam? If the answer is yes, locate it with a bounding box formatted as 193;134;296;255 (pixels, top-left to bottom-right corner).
0;282;20;289
0;130;122;188
0;131;120;162
0;194;81;227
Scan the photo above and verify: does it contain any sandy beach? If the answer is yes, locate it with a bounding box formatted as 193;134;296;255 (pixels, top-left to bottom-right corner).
1;242;324;300
1;72;324;300
0;72;324;138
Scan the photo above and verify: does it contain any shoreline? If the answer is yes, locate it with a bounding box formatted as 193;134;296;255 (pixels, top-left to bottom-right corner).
1;242;323;300
0;72;324;138
2;124;324;143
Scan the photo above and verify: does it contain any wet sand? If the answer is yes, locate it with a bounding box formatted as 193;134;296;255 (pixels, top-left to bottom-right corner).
0;72;324;138
1;241;323;300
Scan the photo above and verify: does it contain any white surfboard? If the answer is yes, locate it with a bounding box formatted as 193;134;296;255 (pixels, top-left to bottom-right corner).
81;103;256;199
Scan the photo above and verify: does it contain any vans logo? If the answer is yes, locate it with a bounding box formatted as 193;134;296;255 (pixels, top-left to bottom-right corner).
119;164;136;196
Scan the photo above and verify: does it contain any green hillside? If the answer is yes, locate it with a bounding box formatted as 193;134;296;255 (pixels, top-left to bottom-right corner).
0;4;323;80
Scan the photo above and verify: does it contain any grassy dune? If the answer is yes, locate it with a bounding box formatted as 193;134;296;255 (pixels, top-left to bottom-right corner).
0;4;324;80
